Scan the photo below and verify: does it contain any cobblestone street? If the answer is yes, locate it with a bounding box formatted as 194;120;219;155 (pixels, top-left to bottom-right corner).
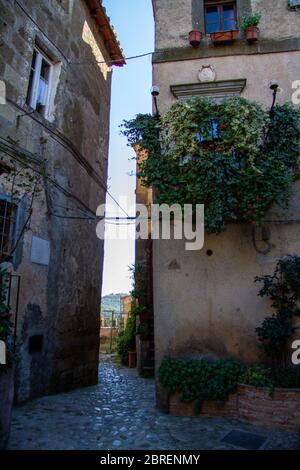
9;356;300;450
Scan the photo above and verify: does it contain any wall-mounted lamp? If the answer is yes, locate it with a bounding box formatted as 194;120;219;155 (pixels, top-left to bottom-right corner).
269;79;279;116
151;85;160;117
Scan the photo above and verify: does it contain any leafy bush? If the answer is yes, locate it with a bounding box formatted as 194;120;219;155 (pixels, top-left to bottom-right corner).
271;367;300;388
122;97;300;234
158;357;245;407
159;358;300;408
239;365;274;388
240;12;261;31
116;312;136;365
255;255;300;366
240;365;300;389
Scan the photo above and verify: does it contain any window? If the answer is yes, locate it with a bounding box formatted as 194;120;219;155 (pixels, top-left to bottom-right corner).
26;48;53;118
196;119;222;142
0;198;17;261
205;2;237;33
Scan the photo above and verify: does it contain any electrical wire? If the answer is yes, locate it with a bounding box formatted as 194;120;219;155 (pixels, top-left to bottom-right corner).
69;51;154;66
6;100;131;218
0;139;138;222
14;0;174;68
0;142;98;218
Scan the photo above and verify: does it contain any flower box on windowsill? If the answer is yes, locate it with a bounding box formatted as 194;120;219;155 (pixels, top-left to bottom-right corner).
210;30;239;44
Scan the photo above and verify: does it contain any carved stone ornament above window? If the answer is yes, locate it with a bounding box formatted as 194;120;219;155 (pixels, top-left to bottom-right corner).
170;78;247;103
198;65;216;82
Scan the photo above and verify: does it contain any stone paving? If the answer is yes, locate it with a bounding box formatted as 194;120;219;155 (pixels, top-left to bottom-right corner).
9;355;300;450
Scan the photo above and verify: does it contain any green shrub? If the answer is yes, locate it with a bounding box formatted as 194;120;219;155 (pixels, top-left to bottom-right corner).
122;98;300;234
240;365;300;389
159;358;300;410
116;312;136;365
255;256;300;366
158;357;245;408
271;367;300;388
239;365;274;388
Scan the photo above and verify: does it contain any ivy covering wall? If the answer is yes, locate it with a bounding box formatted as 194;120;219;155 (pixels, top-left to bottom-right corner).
122;97;300;234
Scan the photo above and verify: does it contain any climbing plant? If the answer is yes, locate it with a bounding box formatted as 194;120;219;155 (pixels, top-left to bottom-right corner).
121;97;300;234
255;255;300;366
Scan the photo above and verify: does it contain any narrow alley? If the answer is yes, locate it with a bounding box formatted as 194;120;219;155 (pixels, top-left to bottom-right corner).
9;356;300;451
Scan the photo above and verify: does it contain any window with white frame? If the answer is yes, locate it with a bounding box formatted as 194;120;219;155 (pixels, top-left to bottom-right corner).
26;48;54;118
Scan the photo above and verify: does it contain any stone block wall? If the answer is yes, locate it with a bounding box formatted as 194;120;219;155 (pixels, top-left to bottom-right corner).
0;0;113;401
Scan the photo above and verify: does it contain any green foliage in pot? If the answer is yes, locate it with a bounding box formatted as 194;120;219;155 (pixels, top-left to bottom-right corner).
122;97;300;234
240;12;261;31
255;255;300;366
158;357;245;408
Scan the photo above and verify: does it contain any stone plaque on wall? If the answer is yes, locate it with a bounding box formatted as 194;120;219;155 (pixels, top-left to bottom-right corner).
30;236;50;266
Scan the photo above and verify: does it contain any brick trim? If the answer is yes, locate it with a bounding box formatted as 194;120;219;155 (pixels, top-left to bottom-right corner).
169;384;300;432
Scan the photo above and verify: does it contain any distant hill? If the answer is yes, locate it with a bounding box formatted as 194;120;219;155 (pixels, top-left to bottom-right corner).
101;293;128;313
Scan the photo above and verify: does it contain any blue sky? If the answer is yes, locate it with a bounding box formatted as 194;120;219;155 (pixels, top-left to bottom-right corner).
101;1;154;295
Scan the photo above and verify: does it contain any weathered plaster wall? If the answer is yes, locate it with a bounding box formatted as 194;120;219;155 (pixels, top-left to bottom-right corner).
150;0;300;378
154;218;300;366
153;50;300;113
252;0;300;40
153;0;300;50
0;0;112;401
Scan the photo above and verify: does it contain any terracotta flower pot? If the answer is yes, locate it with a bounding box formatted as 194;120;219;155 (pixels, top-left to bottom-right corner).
245;26;259;43
210;30;238;44
128;351;137;368
189;30;203;47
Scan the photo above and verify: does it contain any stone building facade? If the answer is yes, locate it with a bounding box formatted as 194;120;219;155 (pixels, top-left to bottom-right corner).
0;0;124;402
142;0;300;406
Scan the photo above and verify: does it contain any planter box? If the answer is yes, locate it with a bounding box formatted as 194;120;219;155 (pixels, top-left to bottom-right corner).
238;384;300;432
210;30;239;44
169;384;300;432
0;367;15;450
169;391;238;419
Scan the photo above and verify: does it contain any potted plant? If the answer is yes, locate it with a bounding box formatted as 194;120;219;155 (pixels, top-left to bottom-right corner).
210;29;239;45
241;12;261;43
189;30;203;47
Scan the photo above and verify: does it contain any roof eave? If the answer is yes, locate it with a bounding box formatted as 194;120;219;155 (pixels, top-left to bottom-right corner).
84;0;126;66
